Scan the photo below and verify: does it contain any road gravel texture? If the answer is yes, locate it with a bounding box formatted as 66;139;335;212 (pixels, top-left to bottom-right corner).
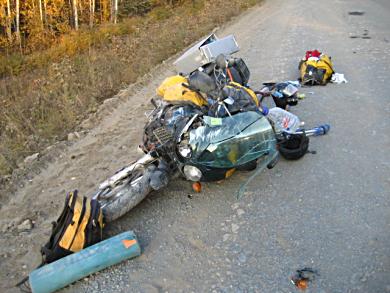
1;0;390;292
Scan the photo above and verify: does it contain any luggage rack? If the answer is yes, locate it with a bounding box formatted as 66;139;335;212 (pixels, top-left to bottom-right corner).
173;34;239;75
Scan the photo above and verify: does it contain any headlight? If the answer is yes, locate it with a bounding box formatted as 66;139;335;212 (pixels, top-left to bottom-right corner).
183;165;202;181
178;143;192;158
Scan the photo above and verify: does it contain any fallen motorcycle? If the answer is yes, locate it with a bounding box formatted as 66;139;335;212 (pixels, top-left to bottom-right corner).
92;35;330;222
93;78;329;222
93;78;279;222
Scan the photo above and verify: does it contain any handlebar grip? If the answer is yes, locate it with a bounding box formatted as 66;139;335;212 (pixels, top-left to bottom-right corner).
291;124;331;137
313;124;330;136
320;124;330;134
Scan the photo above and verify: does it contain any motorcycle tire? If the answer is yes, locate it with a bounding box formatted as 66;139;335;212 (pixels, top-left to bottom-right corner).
97;166;154;222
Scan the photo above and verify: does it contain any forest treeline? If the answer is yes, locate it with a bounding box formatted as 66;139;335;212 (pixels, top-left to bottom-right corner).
0;0;183;54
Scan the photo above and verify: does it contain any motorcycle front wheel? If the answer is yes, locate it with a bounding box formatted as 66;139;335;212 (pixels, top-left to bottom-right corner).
95;166;155;222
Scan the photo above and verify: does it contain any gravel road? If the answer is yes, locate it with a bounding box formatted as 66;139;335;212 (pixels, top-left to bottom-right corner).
1;0;389;292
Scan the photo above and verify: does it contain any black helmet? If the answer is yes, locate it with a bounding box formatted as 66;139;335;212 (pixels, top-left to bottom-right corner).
278;133;309;160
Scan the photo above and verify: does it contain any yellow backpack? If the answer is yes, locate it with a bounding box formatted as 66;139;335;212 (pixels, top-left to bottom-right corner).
227;81;259;106
41;190;104;263
299;54;334;85
156;75;208;107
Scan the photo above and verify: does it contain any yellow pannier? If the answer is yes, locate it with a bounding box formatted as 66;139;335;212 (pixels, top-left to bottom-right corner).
299;54;334;85
156;75;208;107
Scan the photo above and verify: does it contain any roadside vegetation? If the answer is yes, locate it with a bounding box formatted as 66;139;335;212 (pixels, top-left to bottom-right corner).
0;0;261;175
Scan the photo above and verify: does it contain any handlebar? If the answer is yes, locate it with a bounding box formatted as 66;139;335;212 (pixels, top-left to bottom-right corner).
283;124;330;137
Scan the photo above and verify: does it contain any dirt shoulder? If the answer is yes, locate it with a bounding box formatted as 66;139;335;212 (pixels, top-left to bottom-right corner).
0;61;174;291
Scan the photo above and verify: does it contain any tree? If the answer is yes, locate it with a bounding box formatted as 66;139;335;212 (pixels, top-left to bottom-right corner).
38;0;44;29
73;0;79;30
15;0;21;48
43;0;47;26
89;0;95;27
6;0;12;43
111;0;118;24
0;0;174;53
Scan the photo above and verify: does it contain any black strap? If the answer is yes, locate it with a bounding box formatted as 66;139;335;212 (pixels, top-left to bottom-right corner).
41;190;78;262
15;276;30;290
15;262;44;292
51;190;78;249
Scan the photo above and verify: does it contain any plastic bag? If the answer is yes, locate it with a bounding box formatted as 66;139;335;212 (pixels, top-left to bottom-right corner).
267;108;301;133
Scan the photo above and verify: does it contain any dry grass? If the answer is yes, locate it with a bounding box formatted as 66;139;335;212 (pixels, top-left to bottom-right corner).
0;0;262;175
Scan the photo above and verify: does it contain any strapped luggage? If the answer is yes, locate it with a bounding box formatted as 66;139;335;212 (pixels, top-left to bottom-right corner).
299;51;334;85
16;190;105;290
41;190;104;264
228;57;250;85
156;75;208;107
226;81;259;107
209;81;259;117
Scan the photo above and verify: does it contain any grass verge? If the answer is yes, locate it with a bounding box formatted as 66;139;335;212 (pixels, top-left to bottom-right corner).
0;0;262;175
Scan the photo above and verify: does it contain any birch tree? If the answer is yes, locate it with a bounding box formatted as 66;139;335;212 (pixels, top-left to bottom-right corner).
111;0;118;24
43;0;47;25
72;0;79;30
89;0;95;28
15;0;21;47
6;0;12;43
114;0;118;24
38;0;44;29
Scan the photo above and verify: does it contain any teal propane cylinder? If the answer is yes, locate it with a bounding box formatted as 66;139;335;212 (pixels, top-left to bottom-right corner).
29;230;141;293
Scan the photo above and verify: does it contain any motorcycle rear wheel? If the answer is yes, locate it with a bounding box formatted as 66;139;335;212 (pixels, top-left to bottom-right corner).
96;167;154;222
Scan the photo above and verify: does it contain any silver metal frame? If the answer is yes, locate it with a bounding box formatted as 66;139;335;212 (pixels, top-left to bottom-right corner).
173;34;239;75
97;154;155;190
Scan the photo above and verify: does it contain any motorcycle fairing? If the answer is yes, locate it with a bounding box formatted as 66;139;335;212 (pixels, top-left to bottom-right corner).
188;111;276;169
